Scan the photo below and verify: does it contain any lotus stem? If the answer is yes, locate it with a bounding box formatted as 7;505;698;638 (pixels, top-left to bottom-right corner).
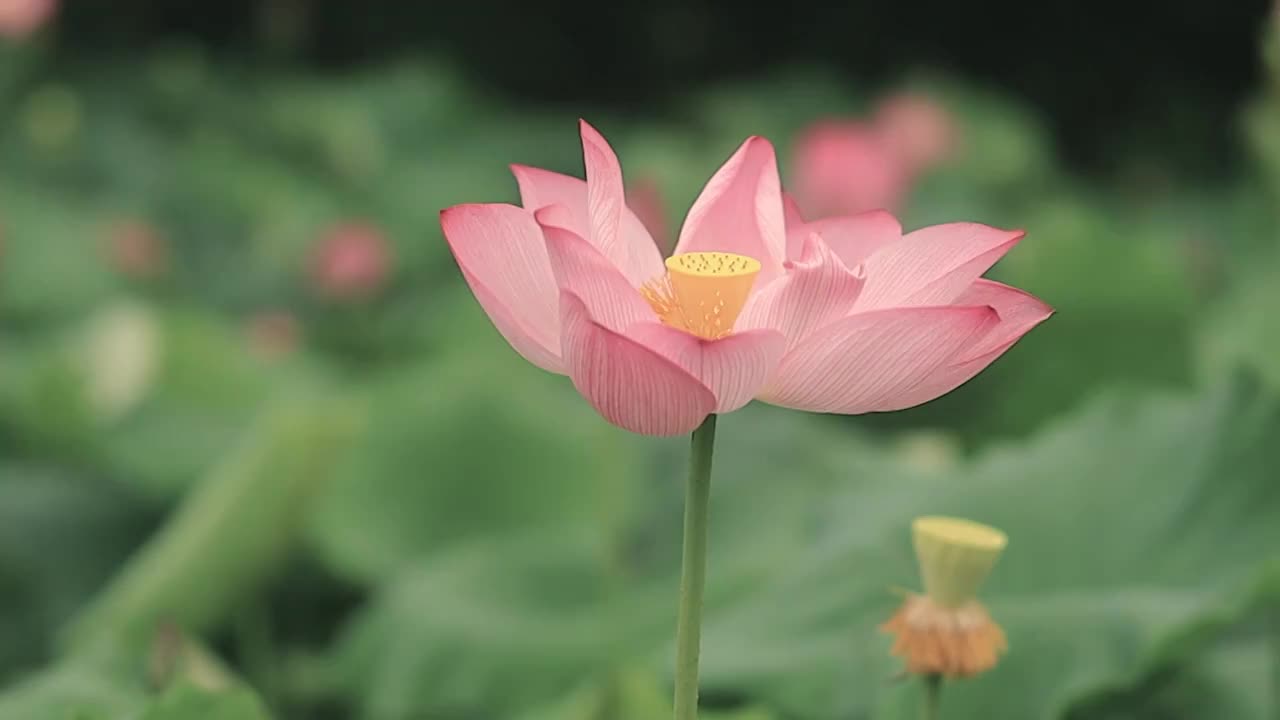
673;414;718;720
922;674;943;720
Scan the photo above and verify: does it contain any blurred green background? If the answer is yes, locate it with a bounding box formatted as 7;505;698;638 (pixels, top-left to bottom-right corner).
3;2;1280;719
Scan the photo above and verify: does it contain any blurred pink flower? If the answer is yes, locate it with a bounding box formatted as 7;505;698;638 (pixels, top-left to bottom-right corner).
103;219;168;279
246;310;301;360
310;221;391;300
791;120;910;218
626;174;671;256
441;120;1050;436
790;93;958;218
873;92;958;174
0;0;56;38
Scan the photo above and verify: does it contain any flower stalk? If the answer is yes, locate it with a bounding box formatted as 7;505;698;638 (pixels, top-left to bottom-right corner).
922;673;943;720
673;414;718;720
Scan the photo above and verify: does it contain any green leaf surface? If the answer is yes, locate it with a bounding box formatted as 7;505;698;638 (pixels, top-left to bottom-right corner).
1198;258;1280;395
307;294;639;584
335;378;1280;719
139;682;272;720
0;636;270;720
0;465;152;681
66;388;363;651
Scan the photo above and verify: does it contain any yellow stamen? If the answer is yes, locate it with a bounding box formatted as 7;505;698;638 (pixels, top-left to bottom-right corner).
640;252;761;339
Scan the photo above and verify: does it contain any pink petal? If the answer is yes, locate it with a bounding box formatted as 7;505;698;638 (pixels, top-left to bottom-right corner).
782;191;806;231
760;305;1000;414
459;267;563;373
674;137;787;283
511;164;587;230
882;280;1053;409
738;232;864;353
785;209;903;266
580;120;624;271
510;127;664;288
854;222;1024;311
559;291;715;436
627;325;786;413
537;206;652;333
952;279;1054;361
441;203;563;373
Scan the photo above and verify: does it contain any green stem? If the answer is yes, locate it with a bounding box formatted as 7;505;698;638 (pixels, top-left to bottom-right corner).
1271;603;1280;720
922;674;943;720
673;414;718;720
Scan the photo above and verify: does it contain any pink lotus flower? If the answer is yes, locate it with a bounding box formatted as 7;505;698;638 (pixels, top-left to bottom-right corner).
873;92;958;175
790;93;957;218
626;174;671;256
791;120;909;218
310;221;391;300
0;0;56;38
441;120;1050;436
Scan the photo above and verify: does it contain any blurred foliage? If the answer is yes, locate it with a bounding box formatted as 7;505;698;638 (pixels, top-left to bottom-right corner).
1;15;1280;720
335;381;1280;719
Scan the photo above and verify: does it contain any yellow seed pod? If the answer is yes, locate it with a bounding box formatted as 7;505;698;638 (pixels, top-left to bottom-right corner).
641;252;761;339
881;516;1011;678
912;516;1007;608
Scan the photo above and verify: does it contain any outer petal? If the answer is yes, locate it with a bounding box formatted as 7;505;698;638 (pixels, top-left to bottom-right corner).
785;209;903;266
760;305;1000;413
560;292;715;436
854;222;1024;311
580;121;622;252
627;324;786;413
782;191;806;231
674;137;787;283
511;164;587;230
586;123;669;283
441;203;563;373
738;232;864;352
537;206;652;333
883;280;1054;409
510;124;665;288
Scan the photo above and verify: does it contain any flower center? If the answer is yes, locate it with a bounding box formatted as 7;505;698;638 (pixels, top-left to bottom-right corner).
640;251;761;340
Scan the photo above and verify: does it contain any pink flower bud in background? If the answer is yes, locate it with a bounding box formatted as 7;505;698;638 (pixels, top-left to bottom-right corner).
626;175;671;257
246;310;301;361
791;120;909;218
873;92;959;173
309;221;391;300
103;218;168;279
0;0;56;39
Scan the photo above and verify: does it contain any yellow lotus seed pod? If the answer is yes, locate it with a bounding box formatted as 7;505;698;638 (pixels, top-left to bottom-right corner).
912;516;1007;608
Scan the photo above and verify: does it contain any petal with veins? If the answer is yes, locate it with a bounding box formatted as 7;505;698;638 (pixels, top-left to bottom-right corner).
441;203;562;372
761;305;1000;413
855;222;1024;311
539;206;653;333
559;292;715;436
675;137;787;283
627;324;786;413
738;232;865;352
